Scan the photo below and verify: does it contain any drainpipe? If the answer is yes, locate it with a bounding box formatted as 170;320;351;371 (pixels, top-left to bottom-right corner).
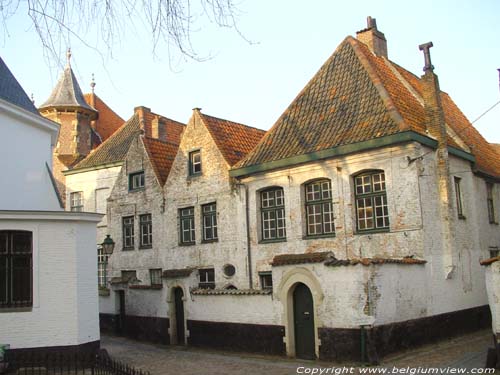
244;183;253;289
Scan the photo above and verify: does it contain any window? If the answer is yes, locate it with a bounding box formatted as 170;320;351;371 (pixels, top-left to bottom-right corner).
122;216;134;250
139;214;153;248
189;150;201;176
150;269;162;286
199;268;215;289
260;188;286;241
129;171;145;191
305;180;335;237
354;171;389;232
223;264;235;277
202;203;218;241
454;177;465;219
70;191;83;212
97;247;108;288
259;272;273;290
487;182;495;223
489;247;499;258
0;231;32;308
180;207;195;245
121;270;137;282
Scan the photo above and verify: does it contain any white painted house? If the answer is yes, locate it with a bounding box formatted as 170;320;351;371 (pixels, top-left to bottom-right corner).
0;56;102;356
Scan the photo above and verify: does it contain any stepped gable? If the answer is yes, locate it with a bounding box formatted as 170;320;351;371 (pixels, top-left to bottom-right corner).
199;112;266;166
0;56;40;115
236;35;500;179
142;136;179;186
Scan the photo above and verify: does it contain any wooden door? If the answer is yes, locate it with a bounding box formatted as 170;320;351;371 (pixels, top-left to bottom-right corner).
293;283;315;359
174;287;185;344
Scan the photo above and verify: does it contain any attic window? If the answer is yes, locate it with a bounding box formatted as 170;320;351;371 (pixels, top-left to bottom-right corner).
189;150;201;176
129;171;145;191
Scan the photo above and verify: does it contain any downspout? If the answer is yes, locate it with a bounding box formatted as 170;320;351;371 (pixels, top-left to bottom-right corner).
245;183;253;289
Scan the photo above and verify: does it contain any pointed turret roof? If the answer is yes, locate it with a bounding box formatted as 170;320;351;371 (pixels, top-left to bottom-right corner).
39;50;97;115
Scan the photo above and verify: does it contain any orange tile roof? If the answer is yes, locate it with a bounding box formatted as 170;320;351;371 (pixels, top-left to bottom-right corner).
84;93;124;143
199;113;266;166
142;136;179;186
236;36;500;179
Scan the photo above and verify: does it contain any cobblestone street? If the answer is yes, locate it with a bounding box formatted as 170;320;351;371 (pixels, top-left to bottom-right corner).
101;330;496;375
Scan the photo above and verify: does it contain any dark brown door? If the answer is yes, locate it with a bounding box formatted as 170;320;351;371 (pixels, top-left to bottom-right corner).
293;283;315;359
117;290;126;335
174;287;185;344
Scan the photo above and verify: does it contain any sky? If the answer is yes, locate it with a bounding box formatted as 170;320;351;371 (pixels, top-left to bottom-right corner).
1;0;500;143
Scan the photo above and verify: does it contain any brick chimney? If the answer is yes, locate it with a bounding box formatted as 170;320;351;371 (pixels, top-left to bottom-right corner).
418;42;456;279
356;16;388;58
134;106;151;136
151;116;167;141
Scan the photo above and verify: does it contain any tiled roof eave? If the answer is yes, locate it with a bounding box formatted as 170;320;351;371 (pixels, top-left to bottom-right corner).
191;288;272;296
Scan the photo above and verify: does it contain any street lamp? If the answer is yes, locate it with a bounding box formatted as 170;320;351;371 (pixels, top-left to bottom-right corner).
101;235;115;255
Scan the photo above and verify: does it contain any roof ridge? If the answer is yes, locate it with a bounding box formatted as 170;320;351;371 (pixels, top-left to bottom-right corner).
200;112;265;133
84;92;124;122
348;37;408;131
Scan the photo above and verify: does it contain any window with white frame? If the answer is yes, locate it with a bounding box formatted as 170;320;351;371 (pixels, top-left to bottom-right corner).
260;188;286;241
139;214;152;248
198;268;215;289
189;150;201;176
180;207;195;244
454;177;465;219
150;269;162;286
70;191;83;212
259;272;273;290
305;179;335;237
202;203;218;241
354;171;389;232
97;247;108;288
129;171;145;191
122;216;134;249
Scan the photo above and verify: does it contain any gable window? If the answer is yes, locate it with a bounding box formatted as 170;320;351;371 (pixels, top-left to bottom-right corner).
259;272;273;290
487;182;496;223
180;207;195;245
70;191;83;212
260;188;286;241
199;268;215;289
150;269;162;287
122;216;135;250
354;171;389;232
97;247;108;288
139;214;153;248
305;179;335;237
0;231;32;308
189;150;201;176
202;203;218;242
454;177;465;219
129;171;145;191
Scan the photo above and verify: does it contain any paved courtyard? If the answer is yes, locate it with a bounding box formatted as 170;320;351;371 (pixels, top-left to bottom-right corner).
101;330;496;375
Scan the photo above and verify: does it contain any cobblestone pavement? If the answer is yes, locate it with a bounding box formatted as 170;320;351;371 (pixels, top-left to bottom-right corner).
101;330;497;375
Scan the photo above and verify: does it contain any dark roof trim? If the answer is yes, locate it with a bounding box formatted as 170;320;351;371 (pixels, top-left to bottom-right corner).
191;288;272;296
45;162;64;208
479;256;500;266
230;130;475;178
63;161;123;175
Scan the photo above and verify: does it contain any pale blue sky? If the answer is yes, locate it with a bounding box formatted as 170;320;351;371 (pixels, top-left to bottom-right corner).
2;0;499;142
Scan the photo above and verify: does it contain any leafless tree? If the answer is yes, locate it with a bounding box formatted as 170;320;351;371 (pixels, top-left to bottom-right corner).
0;0;247;65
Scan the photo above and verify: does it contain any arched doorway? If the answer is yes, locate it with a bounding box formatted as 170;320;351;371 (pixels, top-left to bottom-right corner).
173;287;185;345
293;283;315;359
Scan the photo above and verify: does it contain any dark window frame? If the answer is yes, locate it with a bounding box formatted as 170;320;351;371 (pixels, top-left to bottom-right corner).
198;268;215;289
259;272;273;290
179;207;195;245
487;182;496;224
188;150;202;176
260;187;286;242
122;216;135;250
149;268;163;286
454;177;465;219
202;202;218;242
139;214;153;249
354;171;390;233
121;270;137;283
128;171;145;191
70;191;84;212
0;231;33;309
304;179;335;237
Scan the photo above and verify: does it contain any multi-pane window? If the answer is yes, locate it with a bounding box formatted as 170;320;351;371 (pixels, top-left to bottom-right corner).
199;268;215;289
70;191;83;212
202;203;218;241
129;171;145;191
139;214;152;248
259;272;273;290
121;270;137;282
260;188;286;241
305;180;335;236
150;269;162;286
189;150;201;176
97;247;108;288
0;231;32;308
487;182;495;223
355;171;389;232
454;177;464;219
180;207;195;244
122;216;134;250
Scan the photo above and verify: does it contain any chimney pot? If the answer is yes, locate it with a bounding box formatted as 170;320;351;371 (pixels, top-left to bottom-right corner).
356;16;388;58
